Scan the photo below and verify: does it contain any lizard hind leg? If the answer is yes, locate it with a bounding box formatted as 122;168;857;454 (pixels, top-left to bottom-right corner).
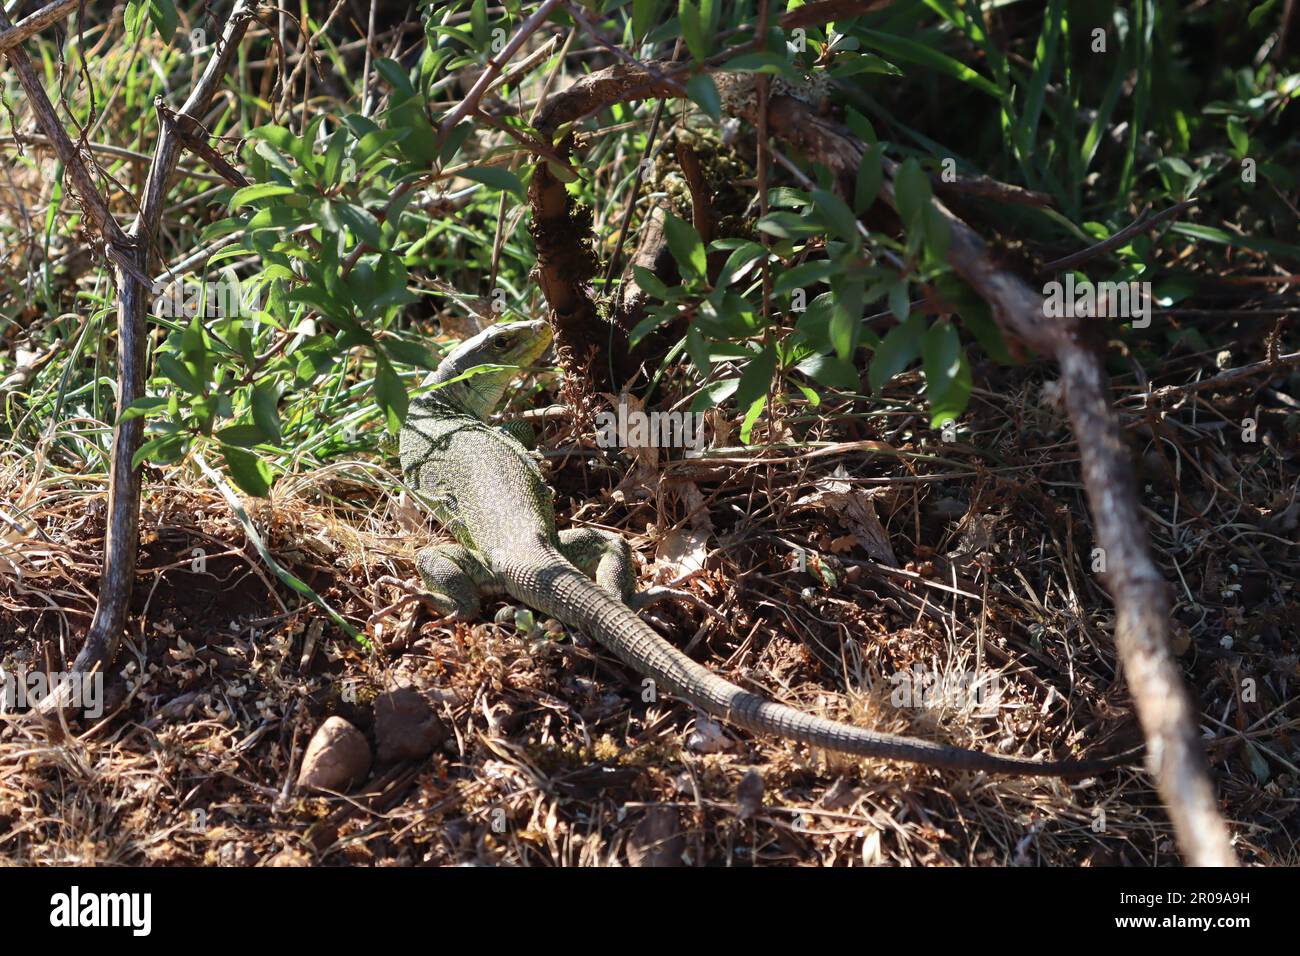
558;527;635;603
415;544;495;620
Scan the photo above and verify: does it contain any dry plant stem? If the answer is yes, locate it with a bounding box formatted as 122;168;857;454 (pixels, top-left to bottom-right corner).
0;0;80;56
75;2;257;672
438;0;563;136
2;0;255;683
0;6;150;287
932;173;1054;207
530;60;1237;866
9;132;232;184
1042;199;1198;273
1138;350;1300;405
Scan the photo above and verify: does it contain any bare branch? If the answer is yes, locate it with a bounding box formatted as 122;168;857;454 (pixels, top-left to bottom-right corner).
438;0;563;136
0;0;80;56
1042;199;1198;274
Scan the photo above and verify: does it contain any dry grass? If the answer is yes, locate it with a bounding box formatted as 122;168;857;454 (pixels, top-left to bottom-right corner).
1;353;1297;867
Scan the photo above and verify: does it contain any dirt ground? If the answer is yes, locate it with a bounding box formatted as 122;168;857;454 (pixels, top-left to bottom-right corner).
1;352;1297;866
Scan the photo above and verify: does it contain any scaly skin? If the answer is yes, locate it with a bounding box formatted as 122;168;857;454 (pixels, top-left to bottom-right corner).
401;320;1129;776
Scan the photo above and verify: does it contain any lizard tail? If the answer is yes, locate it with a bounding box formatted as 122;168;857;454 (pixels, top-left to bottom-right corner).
500;549;1136;777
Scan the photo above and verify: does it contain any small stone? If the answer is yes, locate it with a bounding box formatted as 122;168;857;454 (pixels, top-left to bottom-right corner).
626;808;685;867
297;716;371;793
375;687;446;762
264;846;312;867
686;714;732;753
820;776;857;811
736;769;764;820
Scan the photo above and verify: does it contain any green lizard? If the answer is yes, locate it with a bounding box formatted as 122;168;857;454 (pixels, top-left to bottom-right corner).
401;319;1128;776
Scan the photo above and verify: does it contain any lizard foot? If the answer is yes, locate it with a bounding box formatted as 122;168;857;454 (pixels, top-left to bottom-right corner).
558;527;635;603
414;545;491;620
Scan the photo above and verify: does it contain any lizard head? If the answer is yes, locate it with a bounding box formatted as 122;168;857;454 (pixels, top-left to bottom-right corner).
428;318;553;418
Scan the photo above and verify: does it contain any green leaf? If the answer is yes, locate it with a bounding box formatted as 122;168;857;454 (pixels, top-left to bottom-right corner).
632;265;673;300
690;377;738;412
251;384;282;443
868;315;923;394
812;189;860;245
124;1;146;43
831;53;903;77
119;395;168;421
335;203;384;249
855;146;883;214
1227;116;1249;157
684;324;711;374
1243;739;1271;784
222;444;273;497
859;28;1001;98
229;183;296;208
664;212;707;282
714;241;768;290
739;395;766;444
687;73;722;121
132;432;187;468
888;280;910;322
157;354;205;395
756;211;823;239
830;276;864;360
247;125;305;164
680;0;709;62
772;259;837;297
470;0;489;48
633;0;664;41
374;361;409;434
355;128;409;165
893;158;932;231
147;0;178;43
719;51;799;78
923;205;951;261
734;342;777;409
375;58;415;99
794;383;822;406
927;352;972;429
384;339;440;370
460;165;526;198
796;354;859;390
922;319;961;392
216;423;269;448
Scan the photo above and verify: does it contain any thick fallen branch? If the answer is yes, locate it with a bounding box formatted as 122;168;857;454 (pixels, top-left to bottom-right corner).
1;1;256;684
528;61;1238;866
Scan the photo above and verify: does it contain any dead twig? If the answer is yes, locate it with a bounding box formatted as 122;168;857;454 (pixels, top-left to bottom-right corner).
437;0;564;138
0;0;80;57
1041;199;1198;274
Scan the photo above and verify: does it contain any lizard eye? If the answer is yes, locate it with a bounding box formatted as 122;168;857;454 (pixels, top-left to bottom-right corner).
492;335;510;352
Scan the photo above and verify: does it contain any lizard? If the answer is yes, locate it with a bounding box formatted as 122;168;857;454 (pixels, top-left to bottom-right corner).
400;319;1133;776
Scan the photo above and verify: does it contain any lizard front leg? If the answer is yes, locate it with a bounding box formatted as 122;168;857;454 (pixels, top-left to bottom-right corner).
558;527;635;603
415;544;498;620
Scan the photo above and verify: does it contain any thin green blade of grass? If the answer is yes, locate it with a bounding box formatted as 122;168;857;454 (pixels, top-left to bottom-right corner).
1117;0;1156;201
857;28;1003;99
195;452;363;642
1014;0;1065;192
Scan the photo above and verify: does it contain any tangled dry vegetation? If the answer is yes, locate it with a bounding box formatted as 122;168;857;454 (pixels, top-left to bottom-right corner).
2;342;1296;866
